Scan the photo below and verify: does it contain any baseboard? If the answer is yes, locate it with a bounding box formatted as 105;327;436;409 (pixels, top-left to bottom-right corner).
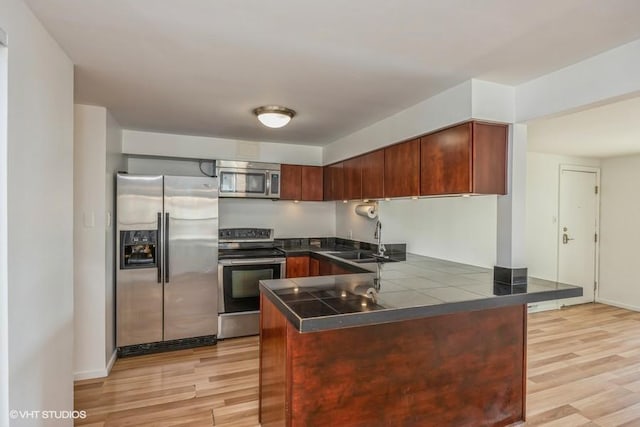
106;348;117;374
74;350;118;381
596;298;640;313
527;300;559;313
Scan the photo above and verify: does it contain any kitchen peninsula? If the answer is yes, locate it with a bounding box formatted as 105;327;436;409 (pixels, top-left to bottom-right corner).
259;251;581;427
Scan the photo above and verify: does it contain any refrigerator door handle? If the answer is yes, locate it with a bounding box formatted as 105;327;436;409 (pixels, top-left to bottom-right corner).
165;212;170;283
157;212;162;283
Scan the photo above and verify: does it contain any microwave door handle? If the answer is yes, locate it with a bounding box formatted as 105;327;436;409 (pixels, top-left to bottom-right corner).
265;172;271;196
157;212;162;283
165;212;170;283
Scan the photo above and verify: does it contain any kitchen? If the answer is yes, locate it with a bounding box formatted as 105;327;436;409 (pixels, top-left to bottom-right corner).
3;1;640;426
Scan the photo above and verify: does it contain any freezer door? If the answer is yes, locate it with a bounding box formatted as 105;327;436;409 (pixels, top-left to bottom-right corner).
163;176;218;340
116;174;164;347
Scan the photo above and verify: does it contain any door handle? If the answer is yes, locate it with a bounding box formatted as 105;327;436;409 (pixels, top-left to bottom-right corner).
165;212;170;283
157;212;162;283
562;233;575;244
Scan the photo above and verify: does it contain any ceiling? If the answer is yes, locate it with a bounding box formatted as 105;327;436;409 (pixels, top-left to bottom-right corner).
528;96;640;159
24;0;640;146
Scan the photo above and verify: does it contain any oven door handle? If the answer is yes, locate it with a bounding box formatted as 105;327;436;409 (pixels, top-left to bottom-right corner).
219;258;285;266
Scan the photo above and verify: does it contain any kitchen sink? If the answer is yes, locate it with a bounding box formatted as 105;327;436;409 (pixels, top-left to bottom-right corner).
329;250;397;264
331;250;375;260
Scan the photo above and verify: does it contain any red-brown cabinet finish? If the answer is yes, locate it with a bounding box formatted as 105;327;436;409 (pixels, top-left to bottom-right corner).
281;164;324;201
361;149;384;199
342;156;362;200
384;139;420;198
301;166;323;201
420;123;472;195
323;162;344;201
309;257;320;277
472;121;508;195
286;256;310;278
259;297;526;427
280;164;302;200
420;121;507;196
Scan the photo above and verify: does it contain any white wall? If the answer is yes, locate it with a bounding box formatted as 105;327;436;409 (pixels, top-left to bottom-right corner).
0;0;75;424
105;111;123;366
74;105;123;380
74;105;107;379
123;129;323;165
378;196;498;268
516;38;640;123
0;27;9;425
335;201;378;243
323;80;473;164
598;154;640;310
127;157;214;177
219;199;335;239
525;152;600;281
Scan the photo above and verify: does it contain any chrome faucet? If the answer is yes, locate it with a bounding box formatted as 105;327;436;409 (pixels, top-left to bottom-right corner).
374;220;386;258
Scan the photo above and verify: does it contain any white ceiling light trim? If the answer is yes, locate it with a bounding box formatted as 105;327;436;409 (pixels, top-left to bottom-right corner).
253;106;296;128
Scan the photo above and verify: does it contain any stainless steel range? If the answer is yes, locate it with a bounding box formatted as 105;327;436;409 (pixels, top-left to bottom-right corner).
218;228;286;339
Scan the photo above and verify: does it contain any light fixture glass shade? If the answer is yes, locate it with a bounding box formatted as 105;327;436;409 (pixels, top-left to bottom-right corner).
257;112;291;128
253;106;296;128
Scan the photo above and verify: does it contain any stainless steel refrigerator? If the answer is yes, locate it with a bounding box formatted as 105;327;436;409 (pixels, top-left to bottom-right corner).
116;174;218;351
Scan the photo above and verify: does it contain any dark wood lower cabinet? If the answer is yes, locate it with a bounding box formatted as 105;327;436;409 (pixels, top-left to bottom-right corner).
309;257;319;276
259;296;526;427
285;256;309;278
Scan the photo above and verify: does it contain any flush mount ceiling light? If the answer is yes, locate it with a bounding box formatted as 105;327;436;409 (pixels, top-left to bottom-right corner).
253;105;296;129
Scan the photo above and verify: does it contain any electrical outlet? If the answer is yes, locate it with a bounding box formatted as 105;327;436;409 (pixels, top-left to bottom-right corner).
348;230;353;239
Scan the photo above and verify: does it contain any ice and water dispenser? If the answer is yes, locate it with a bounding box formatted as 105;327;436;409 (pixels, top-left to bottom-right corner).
120;230;158;269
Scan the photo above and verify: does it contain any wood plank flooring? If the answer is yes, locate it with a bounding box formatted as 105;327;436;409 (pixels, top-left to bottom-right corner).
75;303;640;426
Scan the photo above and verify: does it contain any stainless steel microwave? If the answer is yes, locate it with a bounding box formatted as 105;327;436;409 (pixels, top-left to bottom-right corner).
216;160;281;199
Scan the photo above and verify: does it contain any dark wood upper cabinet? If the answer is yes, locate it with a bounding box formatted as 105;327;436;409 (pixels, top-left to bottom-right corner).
281;164;323;201
384;139;420;198
472;122;507;195
280;164;302;200
361;149;384;199
323;162;344;201
420;122;507;196
343;157;362;200
301;166;323;201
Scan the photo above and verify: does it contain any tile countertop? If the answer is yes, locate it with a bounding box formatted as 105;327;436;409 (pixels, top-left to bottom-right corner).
259;252;583;333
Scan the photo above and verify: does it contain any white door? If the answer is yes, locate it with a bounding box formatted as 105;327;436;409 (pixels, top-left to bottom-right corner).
558;168;599;305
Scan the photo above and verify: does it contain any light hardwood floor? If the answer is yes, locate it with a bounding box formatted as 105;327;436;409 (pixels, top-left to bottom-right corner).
75;303;640;426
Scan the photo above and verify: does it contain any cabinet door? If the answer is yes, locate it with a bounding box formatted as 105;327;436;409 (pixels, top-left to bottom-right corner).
280;164;302;200
309;257;320;276
361;149;384;199
343;157;362;200
472;122;507;195
420;123;472;195
286;256;310;278
323;162;344;201
301;166;323;201
318;258;333;276
384;139;420;198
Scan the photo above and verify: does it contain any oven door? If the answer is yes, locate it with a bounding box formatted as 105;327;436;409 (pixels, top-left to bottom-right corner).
218;259;285;313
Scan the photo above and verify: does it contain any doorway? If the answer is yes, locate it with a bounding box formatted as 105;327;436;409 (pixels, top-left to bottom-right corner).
557;165;600;305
